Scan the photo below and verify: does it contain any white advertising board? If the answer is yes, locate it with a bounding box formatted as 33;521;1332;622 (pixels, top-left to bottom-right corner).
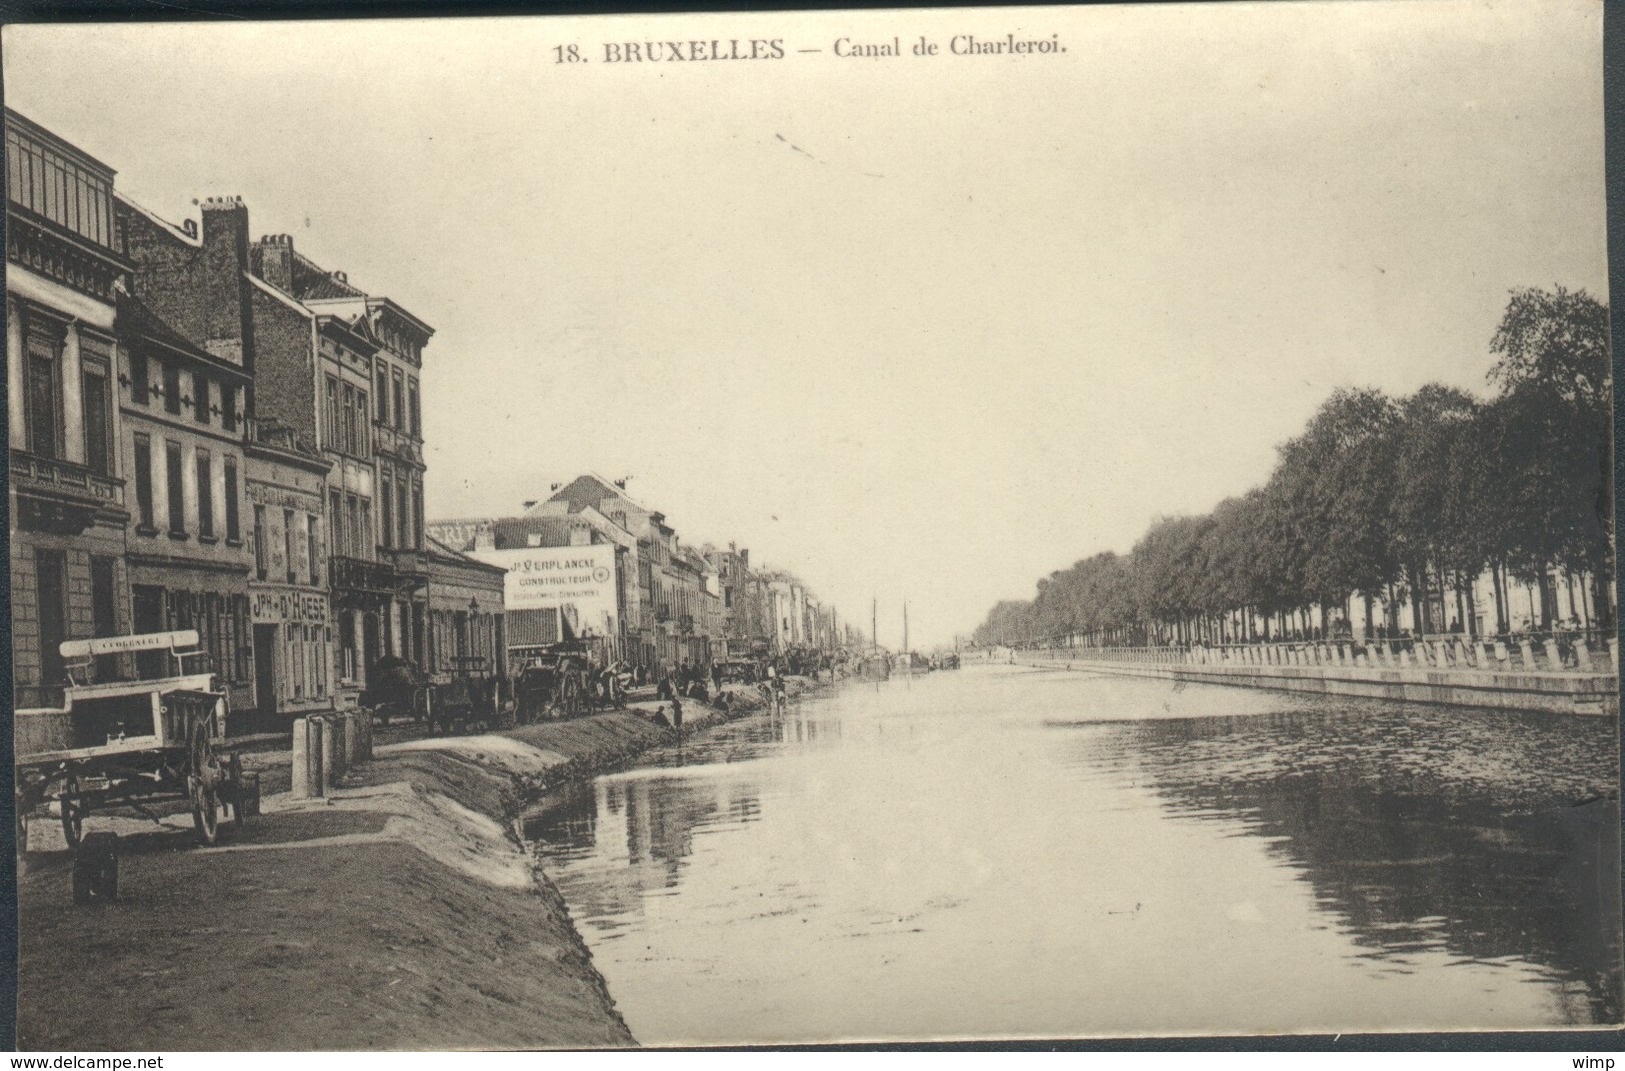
468;544;618;639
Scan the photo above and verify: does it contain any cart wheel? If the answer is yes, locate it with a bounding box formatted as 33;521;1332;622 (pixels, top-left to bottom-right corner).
228;754;247;832
190;725;221;846
15;790;28;858
60;776;86;852
192;782;219;846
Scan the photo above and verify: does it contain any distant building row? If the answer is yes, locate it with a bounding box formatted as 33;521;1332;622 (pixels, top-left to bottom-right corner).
7;109;504;718
428;473;848;672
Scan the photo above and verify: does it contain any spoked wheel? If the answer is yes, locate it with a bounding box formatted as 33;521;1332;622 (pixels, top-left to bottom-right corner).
189;724;221;847
59;775;86;852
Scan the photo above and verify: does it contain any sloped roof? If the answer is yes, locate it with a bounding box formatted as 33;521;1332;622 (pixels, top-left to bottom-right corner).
290;251;366;301
493;516;581;550
426;534;507;577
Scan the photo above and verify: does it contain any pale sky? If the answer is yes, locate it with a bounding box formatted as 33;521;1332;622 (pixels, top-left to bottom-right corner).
4;0;1607;648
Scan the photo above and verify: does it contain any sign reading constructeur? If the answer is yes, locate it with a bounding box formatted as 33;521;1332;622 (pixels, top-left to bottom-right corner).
468;544;618;637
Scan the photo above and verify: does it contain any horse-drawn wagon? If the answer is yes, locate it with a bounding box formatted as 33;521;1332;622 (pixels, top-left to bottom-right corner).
14;631;259;902
511;641;598;724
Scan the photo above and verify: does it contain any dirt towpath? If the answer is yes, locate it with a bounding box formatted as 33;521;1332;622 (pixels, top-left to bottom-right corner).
15;687;776;1051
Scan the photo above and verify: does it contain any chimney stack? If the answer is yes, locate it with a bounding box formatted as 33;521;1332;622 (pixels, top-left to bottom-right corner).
199;196;251;365
255;234;295;294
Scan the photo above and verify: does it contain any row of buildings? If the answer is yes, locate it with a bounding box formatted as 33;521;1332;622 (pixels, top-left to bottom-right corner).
427;473;856;674
7;109;848;722
7;109;506;720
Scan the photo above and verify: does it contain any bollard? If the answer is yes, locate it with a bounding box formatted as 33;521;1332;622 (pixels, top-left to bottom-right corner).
318;715;337;789
1573;637;1590;670
1494;641;1509;667
334;715;354;773
1518;640;1536;669
1609;638;1619;670
1455;640;1472;669
306;717;328;798
1543;638;1563;671
291;717;312;799
344;713;363;769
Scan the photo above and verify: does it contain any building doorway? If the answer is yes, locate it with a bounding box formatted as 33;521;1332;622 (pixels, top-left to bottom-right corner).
132;585;165;679
35;549;67;691
254;624;279;720
361;610;380;686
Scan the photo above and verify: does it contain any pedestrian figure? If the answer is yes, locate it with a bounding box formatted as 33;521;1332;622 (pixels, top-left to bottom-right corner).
652;705;671;729
671;696;684;733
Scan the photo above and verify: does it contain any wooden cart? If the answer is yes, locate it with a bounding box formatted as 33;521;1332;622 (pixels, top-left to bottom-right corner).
14;631;258;901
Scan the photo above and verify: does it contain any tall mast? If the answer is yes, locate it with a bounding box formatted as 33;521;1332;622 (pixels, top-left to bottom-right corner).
903;600;909;656
872;598;878;654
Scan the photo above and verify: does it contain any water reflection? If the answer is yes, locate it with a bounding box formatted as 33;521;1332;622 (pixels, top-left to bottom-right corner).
1079;708;1622;1024
526;667;1622;1042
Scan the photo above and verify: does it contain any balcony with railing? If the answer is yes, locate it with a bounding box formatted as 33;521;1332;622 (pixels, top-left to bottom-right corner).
382;544;430;586
372;421;424;465
330;555;405;601
11;449;125;534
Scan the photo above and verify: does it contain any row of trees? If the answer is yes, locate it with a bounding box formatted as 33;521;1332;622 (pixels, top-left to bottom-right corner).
975;287;1615;648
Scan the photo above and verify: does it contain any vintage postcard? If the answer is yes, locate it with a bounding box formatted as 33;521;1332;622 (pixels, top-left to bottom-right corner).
4;0;1620;1050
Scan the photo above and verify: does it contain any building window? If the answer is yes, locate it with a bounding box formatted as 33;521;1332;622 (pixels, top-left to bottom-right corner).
81;363;111;476
397;481;409;549
224;458;241;542
347;494;360;559
133;434;155;532
284;508;296;584
380;473;393;550
408;377;421;437
308;515;320;585
411;483;423;550
356;391;369;455
392;368;405;428
376;363;390;422
5;127;115;248
130;350;149;405
254;505;267;580
361;498;373;559
194;372;210;424
196;450;215;539
341;383;356;454
325;375;339;451
164;362;182;416
221;384;237;433
36;549;68;689
25;329;60;459
165;440;185;535
330;490;344;561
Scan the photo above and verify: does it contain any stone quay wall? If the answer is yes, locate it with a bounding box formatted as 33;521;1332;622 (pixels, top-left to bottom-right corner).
1017;640;1619;717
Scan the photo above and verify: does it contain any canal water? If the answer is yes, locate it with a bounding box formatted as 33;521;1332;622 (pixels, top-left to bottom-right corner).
524;664;1622;1044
